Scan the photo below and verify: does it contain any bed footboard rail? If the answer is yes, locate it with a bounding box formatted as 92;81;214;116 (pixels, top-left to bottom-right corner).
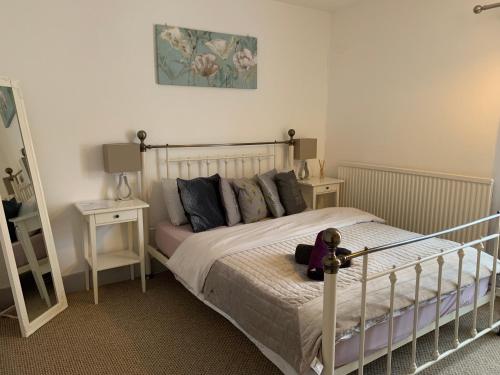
321;212;500;375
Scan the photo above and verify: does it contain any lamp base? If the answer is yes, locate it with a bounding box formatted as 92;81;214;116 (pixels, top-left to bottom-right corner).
116;173;133;201
297;160;310;180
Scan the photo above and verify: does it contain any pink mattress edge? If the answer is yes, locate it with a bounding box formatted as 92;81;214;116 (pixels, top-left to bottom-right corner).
155;221;193;258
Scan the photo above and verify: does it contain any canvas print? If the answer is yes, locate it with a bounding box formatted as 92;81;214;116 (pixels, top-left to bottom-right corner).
155;25;257;89
0;86;16;128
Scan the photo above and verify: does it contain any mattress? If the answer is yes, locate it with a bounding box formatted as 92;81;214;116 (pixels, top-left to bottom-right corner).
165;208;499;375
155;221;193;258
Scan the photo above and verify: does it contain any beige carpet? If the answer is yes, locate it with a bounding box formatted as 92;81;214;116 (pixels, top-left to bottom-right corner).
1;272;499;375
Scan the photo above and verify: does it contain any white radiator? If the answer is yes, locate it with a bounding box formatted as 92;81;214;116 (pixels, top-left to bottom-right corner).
338;162;494;244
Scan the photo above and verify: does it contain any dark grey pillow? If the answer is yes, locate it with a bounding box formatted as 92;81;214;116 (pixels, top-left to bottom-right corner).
219;178;241;226
275;170;307;215
177;174;227;233
2;198;21;242
256;169;285;218
232;178;268;223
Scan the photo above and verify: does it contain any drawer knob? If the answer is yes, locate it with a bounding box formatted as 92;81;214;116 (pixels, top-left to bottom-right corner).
114;214;120;219
325;186;330;190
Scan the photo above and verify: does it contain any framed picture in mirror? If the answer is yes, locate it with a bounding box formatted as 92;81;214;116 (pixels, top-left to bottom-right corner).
0;77;67;337
0;86;16;128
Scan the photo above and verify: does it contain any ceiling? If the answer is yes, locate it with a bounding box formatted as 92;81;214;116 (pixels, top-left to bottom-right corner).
273;0;358;12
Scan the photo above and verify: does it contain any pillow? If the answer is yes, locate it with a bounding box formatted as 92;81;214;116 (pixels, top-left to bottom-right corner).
18;195;38;217
232;178;268;224
2;198;21;242
275;170;307;215
161;178;188;226
256;169;285;218
177;174;226;233
219;178;241;226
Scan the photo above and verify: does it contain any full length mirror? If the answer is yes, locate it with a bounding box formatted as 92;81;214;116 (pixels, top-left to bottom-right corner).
0;78;67;337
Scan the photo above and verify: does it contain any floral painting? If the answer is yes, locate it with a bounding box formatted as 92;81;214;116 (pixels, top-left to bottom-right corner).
155;25;257;89
0;86;16;128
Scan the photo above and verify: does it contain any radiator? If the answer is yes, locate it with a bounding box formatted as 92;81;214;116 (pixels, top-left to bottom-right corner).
338;162;494;244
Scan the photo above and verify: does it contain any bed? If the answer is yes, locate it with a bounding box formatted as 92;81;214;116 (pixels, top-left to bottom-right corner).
136;129;500;375
154;207;496;374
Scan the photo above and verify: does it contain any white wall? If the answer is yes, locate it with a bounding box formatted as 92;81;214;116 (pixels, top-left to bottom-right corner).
326;0;500;179
0;0;331;283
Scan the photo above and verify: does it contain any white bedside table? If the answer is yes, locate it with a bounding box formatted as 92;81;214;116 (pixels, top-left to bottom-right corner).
298;177;344;210
75;199;149;304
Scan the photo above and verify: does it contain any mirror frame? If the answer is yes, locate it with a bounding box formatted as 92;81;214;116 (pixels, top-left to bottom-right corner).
0;77;67;337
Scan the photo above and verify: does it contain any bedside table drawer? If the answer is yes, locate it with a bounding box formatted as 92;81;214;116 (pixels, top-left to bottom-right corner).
95;209;137;225
316;184;338;195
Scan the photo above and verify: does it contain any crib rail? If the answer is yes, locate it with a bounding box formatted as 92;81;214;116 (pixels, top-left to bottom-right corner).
322;212;500;375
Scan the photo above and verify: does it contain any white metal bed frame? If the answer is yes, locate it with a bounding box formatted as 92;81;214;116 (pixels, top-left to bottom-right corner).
321;216;500;375
136;129;500;375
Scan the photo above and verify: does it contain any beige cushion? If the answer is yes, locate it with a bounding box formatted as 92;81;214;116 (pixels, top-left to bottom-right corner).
256;169;285;218
219;178;241;226
232;178;268;224
161;178;188;226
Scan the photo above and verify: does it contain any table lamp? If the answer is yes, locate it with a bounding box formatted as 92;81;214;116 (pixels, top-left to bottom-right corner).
103;143;141;200
294;138;317;180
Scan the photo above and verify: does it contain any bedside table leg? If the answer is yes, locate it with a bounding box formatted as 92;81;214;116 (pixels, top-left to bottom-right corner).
89;215;98;304
83;219;89;291
128;222;135;281
138;210;146;293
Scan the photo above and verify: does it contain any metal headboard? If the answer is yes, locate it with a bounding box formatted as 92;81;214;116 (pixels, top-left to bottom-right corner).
137;129;296;151
135;128;297;231
137;128;296;178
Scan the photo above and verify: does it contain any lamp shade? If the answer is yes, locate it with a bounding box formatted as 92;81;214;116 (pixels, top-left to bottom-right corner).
103;143;141;173
293;138;317;160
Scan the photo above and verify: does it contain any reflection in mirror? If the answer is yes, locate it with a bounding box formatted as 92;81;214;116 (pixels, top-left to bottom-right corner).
0;86;58;322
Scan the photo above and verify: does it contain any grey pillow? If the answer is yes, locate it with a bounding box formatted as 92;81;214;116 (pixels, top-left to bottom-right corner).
232;178;268;224
161;178;188;225
275;170;307;215
256;169;285;218
219;178;241;226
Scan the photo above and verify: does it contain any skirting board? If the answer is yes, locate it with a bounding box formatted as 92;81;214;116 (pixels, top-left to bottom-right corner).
0;259;165;310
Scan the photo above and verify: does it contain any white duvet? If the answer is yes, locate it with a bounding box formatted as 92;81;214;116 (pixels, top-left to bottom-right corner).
167;207;383;296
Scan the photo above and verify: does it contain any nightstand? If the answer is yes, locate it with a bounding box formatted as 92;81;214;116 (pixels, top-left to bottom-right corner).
298;177;344;210
75;199;149;304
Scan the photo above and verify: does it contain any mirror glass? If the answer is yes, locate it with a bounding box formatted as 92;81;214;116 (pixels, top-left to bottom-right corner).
0;85;58;322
